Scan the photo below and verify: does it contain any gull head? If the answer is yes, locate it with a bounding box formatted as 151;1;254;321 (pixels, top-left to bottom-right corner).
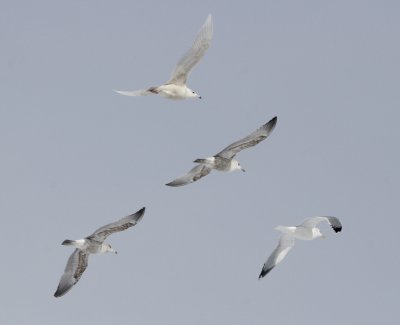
186;87;202;99
232;160;245;172
106;243;118;254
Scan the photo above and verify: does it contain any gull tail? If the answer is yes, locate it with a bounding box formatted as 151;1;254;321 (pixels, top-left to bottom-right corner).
259;265;273;279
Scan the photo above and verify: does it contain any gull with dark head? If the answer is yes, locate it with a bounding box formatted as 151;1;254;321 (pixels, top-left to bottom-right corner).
166;116;277;187
114;14;213;100
54;207;145;298
259;216;342;279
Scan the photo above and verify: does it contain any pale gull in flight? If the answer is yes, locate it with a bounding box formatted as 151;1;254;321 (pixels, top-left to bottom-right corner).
54;207;145;297
114;14;213;100
259;216;342;279
166;116;277;187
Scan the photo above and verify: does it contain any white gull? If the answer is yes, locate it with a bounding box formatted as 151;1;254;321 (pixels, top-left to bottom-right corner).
259;216;342;279
114;14;213;100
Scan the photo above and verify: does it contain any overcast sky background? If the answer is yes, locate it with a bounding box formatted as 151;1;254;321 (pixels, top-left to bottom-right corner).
1;0;399;324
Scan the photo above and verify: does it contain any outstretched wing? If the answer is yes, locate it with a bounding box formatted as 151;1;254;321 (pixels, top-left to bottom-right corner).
259;234;295;279
167;14;213;85
216;117;277;159
166;164;212;187
113;89;155;97
54;249;89;298
300;216;342;233
87;207;146;242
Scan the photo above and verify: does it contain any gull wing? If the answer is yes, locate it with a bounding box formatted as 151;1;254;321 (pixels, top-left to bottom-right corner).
259;234;295;279
113;89;155;97
167;14;213;86
54;249;89;298
300;216;342;233
166;164;212;187
216;117;277;160
87;207;146;242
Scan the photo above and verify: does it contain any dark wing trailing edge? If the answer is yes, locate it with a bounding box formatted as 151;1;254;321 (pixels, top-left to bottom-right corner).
54;249;89;298
87;207;146;242
166;164;212;187
216;117;277;159
259;234;294;279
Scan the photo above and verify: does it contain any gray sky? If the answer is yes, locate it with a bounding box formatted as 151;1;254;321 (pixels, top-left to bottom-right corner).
1;0;399;324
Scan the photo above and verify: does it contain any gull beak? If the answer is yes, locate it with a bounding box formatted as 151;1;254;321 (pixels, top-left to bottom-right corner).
241;167;246;172
198;96;202;99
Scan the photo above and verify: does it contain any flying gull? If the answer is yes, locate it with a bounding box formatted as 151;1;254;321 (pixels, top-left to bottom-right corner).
259;216;342;279
114;14;213;100
54;207;145;297
166;116;277;187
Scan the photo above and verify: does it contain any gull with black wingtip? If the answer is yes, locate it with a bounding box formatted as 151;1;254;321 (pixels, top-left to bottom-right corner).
166;116;277;187
54;207;145;297
259;216;342;279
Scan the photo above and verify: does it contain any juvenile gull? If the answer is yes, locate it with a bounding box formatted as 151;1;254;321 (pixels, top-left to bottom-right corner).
54;207;145;298
114;14;213;100
166;116;277;187
259;216;342;279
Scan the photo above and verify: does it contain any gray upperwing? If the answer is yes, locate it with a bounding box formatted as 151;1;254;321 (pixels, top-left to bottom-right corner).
325;216;342;233
259;234;295;279
54;249;89;298
166;164;212;187
87;207;146;242
167;14;213;85
300;216;342;233
216;117;277;159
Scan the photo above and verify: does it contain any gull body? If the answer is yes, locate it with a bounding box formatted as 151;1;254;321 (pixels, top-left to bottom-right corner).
274;225;324;240
54;207;145;298
259;216;342;279
194;156;243;172
61;238;117;254
115;14;213;100
166;116;277;187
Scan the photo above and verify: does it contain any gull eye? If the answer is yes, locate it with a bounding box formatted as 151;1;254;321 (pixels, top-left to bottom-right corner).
192;91;195;94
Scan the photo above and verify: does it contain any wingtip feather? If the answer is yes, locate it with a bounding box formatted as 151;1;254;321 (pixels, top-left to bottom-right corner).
269;116;278;128
53;285;70;298
165;181;182;187
259;267;272;279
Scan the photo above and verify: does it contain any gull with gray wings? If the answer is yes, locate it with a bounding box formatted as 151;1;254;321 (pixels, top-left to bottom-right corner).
54;207;145;298
166;116;277;187
259;216;342;279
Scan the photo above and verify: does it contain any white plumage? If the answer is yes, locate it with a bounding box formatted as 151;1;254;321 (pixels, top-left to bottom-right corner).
114;15;213;100
259;216;342;279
